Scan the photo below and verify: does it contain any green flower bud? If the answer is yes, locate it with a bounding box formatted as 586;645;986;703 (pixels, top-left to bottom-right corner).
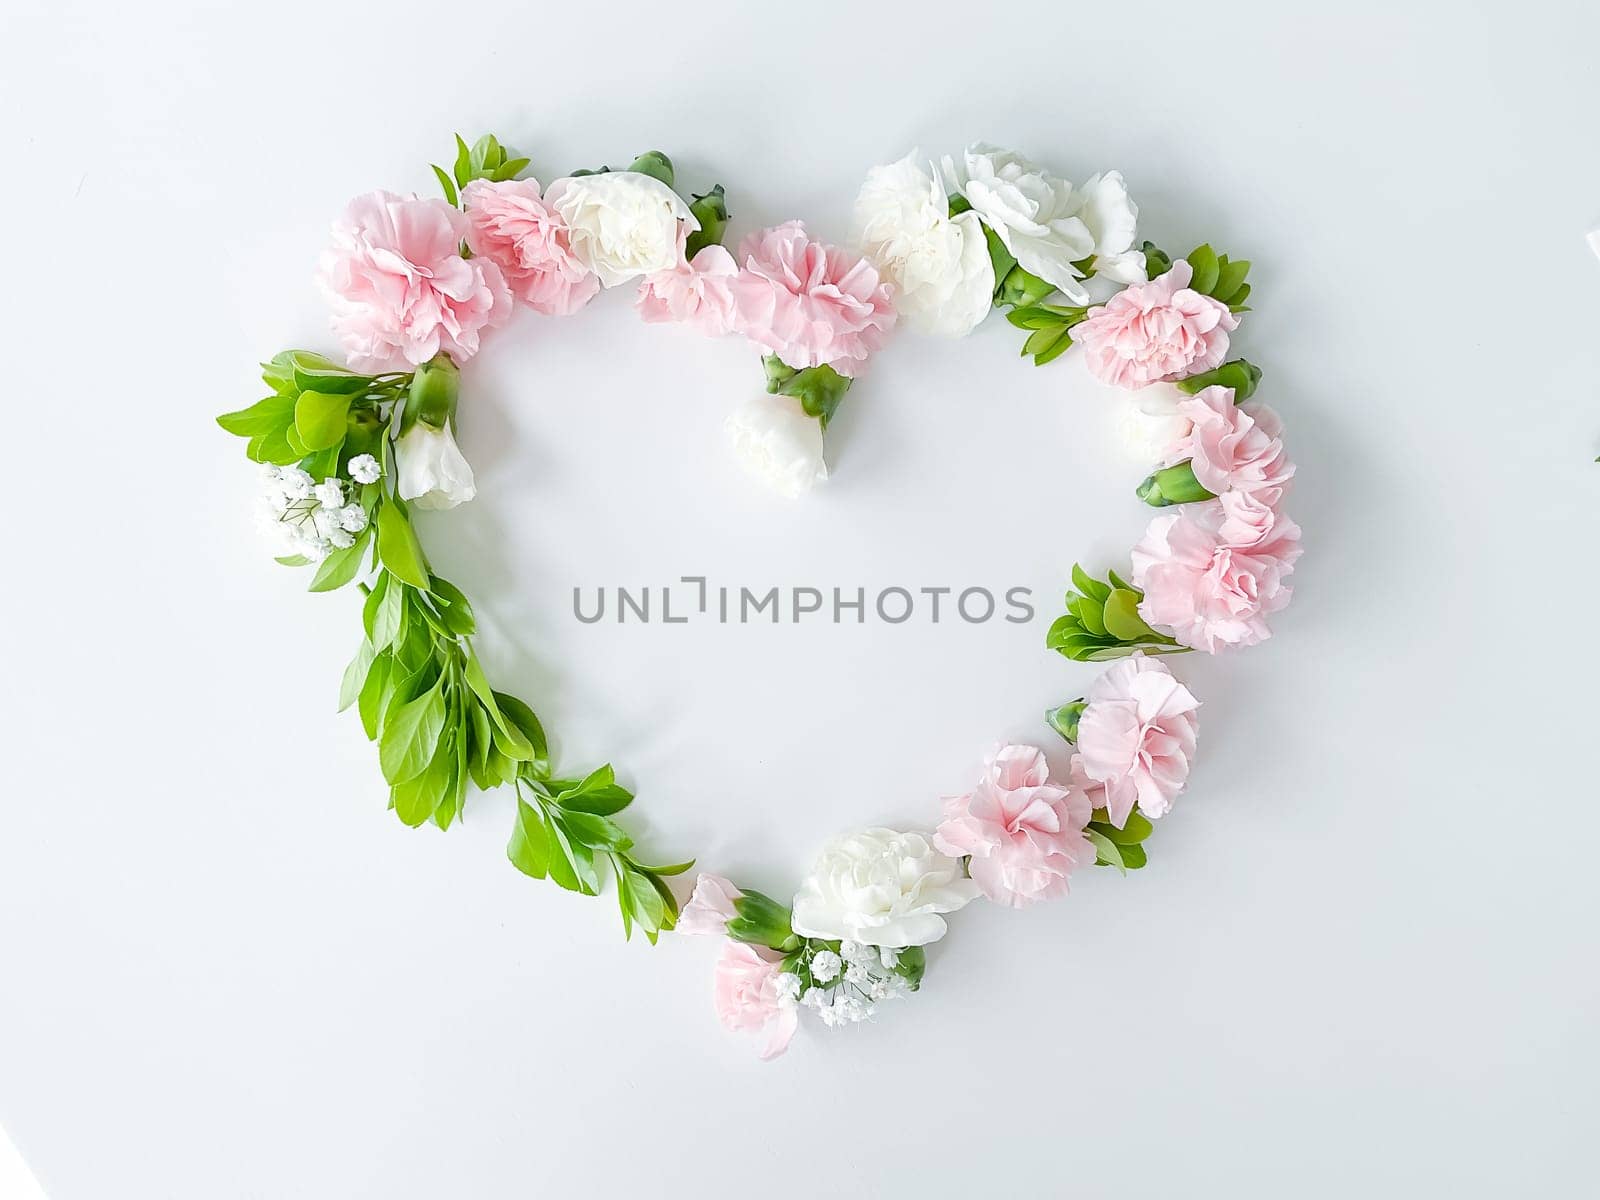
762;354;797;393
1176;358;1261;402
997;264;1055;308
892;945;927;991
685;186;730;258
1141;240;1173;278
1046;700;1087;744
627;150;675;187
402;355;461;435
343;406;385;457
725;889;800;952
1136;461;1216;507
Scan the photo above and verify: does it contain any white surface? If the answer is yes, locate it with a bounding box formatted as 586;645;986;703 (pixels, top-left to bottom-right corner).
2;2;1597;1197
0;1125;47;1200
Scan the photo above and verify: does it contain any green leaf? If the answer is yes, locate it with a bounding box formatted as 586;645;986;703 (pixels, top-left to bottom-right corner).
1213;258;1250;303
550;764;634;816
493;692;548;773
428;575;476;636
1098;809;1154;845
378;679;448;785
370;573;404;649
292;391;351;453
452;134;472;188
982;222;1016;291
507;799;551;879
245;425;301;465
1070;564;1111;603
430;164;458;206
1021;326;1069;359
217;394;295;438
492;157;530;182
338;638;377;713
1086;829;1126;873
1119;842;1148;869
1102;589;1155;641
1073;593;1108;637
555;809;632;853
308;531;369;593
376;503;430;589
392;732;456;827
357;653;392;740
1186;244;1220;296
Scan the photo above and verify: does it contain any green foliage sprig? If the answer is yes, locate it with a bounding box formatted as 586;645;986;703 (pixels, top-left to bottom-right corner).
431;133;530;206
220;351;687;942
1046;564;1186;662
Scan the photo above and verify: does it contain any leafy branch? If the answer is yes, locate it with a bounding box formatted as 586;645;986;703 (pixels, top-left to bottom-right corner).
219;353;688;941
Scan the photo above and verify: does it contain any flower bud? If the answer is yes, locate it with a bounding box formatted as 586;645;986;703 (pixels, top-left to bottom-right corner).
998;263;1055;308
626;150;675;187
1176;358;1261;402
1136;461;1216;507
684;185;730;257
343;405;386;457
725;889;800;951
402;354;461;434
1047;700;1087;744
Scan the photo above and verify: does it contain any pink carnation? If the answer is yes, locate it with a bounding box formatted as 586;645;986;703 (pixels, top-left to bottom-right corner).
677;873;741;936
730;221;896;376
319;190;511;373
713;940;797;1060
1132;492;1303;653
1167;386;1294;496
462;178;600;317
1076;260;1238;390
934;744;1094;908
636;237;740;335
1075;654;1200;827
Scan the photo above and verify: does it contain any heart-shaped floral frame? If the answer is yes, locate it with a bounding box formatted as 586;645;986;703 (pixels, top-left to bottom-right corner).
218;134;1302;1058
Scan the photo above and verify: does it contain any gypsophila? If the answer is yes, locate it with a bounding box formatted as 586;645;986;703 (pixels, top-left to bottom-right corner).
347;454;381;484
313;479;346;508
775;972;802;1003
810;950;842;984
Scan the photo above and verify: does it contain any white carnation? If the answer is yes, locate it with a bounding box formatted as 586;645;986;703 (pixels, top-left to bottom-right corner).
851;152;994;337
791;828;980;949
542;171;697;288
1118;384;1191;464
724;394;827;499
942;144;1143;302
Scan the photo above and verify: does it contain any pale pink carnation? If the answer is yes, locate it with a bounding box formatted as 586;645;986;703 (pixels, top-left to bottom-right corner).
462;178;600;317
1077;260;1238;390
677;873;741;936
713;940;797;1060
636;235;740;335
1132;493;1303;653
1075;654;1200;827
1166;386;1294;496
934;744;1095;908
319;190;511;372
730;221;896;377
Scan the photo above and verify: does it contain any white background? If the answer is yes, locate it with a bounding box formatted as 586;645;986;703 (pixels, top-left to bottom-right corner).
2;1;1596;1196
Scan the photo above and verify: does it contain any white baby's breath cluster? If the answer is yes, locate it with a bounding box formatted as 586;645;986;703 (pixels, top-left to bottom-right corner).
784;938;911;1030
256;454;379;561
